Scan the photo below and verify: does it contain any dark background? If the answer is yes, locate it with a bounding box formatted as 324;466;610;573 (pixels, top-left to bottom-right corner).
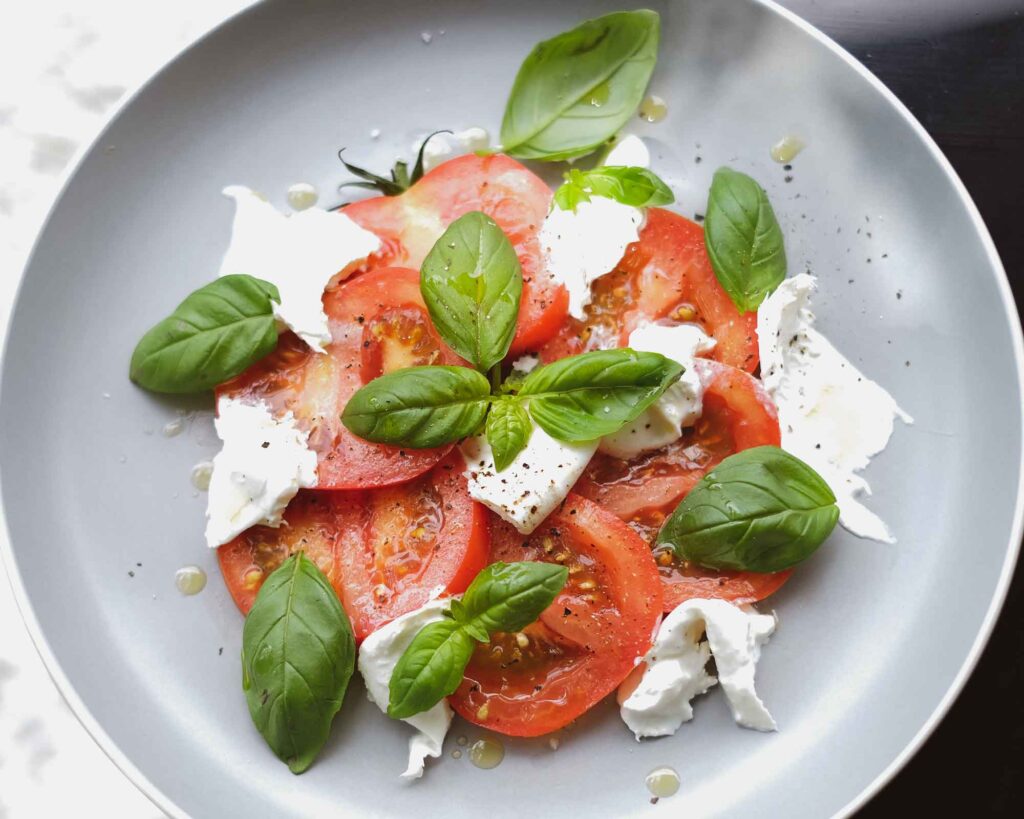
785;1;1024;814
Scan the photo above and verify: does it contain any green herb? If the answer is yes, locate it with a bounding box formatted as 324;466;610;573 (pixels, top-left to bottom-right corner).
500;10;660;161
337;130;450;197
340;366;491;449
704;167;787;313
387;562;567;719
485;399;532;471
129;274;280;394
553;166;674;211
420;211;523;372
655;446;839;573
519;348;683;443
241;553;356;774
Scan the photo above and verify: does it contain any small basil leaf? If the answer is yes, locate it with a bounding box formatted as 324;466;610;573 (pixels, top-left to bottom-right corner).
655;446;839;573
341;366;491;448
460;561;568;635
387;618;476;720
704;167;787;313
420;212;523;372
519;348;683;443
554;166;674;211
486;399;532;472
241;553;356;774
129;274;280;394
501;10;660;161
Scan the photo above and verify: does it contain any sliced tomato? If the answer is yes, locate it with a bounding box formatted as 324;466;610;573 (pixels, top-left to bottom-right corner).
449;495;662;737
218;452;489;641
539;208;758;371
218;267;460;489
574;359;788;609
344;154;566;356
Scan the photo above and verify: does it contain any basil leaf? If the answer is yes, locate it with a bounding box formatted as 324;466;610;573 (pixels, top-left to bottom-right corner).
501;10;660;161
129;274;280;394
519;348;683;443
459;561;568;635
485;399;532;472
704;167;787;313
655;446;839;573
420;211;523;371
554;166;674;211
387;618;476;720
341;365;490;448
241;553;356;774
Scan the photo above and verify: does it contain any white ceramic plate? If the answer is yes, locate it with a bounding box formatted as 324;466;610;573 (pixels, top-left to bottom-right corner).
2;1;1021;816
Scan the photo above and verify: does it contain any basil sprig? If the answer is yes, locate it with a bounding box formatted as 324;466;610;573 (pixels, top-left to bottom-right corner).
553;166;674;212
704;167;787;313
655;446;839;573
129;274;280;394
500;10;660;161
388;562;567;720
241;553;356;774
420;211;523;372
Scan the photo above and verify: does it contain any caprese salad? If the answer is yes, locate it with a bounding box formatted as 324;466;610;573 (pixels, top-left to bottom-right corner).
129;9;909;781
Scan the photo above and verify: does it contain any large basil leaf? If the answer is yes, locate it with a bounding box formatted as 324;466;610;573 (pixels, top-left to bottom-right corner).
500;10;660;161
519;348;683;442
704;167;787;313
387;618;476;720
459;561;568;634
553;166;674;211
241;553;356;774
420;211;523;372
129;274;280;394
485;399;532;472
655;446;839;573
341;366;491;448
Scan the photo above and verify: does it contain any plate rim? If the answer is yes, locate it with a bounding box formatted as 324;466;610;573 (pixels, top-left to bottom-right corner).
0;1;1021;817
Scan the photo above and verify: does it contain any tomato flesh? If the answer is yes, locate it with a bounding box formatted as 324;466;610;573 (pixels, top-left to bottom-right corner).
449;495;662;736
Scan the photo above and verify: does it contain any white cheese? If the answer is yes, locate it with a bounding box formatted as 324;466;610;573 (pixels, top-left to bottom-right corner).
417;127;491;172
461;425;597;534
510;353;539;374
757;274;912;542
205;398;317;548
357;595;454;780
600;322;717;459
620;598;776;739
603;134;651;168
539;195;644;320
219;186;380;353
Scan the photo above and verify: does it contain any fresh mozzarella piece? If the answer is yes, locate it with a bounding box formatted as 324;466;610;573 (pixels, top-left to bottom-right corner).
603;134;651;168
205;398;317;548
620;598;776;739
757;274;912;542
462;426;598;534
539;195;644;320
510;353;539;374
357;595;454;780
219;186;380;353
417;127;491;172
600;322;717;458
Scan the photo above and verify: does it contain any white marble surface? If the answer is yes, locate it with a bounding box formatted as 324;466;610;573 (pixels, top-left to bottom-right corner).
0;3;253;816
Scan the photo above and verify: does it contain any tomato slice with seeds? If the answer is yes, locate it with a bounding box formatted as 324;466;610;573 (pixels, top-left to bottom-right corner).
218;267;460;490
344;153;566;356
573;359;789;609
539;208;758;372
449;495;662;736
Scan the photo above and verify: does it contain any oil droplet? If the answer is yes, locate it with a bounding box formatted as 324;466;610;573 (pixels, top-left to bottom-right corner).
548;736;561;751
588;80;611;107
468;737;505;770
770;135;805;164
190;459;214;491
370;128;381;140
451;749;462;759
118;455;127;464
175;565;207;596
162;417;185;437
287;182;319;211
420;31;433;44
456;735;468;746
645;766;680;798
639;94;668;123
102;392;111;399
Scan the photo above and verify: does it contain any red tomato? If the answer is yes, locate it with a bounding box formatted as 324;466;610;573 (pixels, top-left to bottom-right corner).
539;208;759;372
217;452;489;641
574;359;789;609
449;495;662;737
218;267;460;490
344;154;567;356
